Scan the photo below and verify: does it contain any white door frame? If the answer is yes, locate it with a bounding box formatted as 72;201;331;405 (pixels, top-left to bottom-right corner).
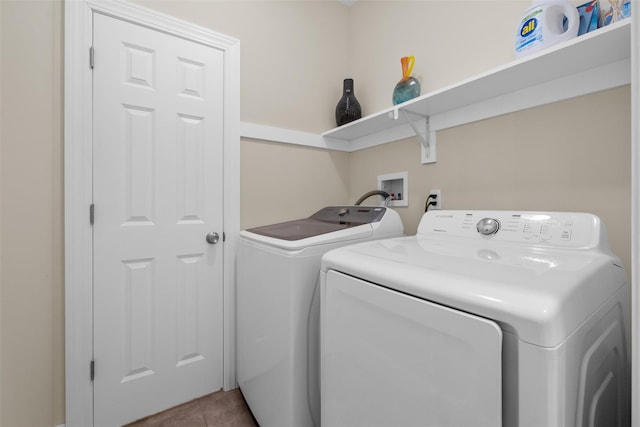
64;1;240;425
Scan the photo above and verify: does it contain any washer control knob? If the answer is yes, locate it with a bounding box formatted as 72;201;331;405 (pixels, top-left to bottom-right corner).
338;208;350;216
477;218;500;236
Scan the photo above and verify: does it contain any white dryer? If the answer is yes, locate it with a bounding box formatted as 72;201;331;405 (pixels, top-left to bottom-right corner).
237;205;404;427
320;210;629;427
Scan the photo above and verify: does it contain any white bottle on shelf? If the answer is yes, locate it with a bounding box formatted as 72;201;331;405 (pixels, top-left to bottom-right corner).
515;0;580;58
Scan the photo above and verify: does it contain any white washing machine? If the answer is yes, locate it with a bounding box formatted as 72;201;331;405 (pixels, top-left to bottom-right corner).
320;210;630;427
237;205;404;427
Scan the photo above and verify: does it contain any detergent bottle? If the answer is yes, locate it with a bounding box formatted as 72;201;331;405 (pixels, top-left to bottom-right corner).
515;0;580;58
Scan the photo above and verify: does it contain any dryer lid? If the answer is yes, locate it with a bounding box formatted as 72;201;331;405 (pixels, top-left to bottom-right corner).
321;210;628;347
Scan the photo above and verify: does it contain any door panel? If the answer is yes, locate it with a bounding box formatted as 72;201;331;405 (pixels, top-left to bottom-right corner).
321;270;503;427
93;12;224;426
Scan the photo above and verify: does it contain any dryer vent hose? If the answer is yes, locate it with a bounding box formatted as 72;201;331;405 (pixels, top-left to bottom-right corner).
354;190;391;206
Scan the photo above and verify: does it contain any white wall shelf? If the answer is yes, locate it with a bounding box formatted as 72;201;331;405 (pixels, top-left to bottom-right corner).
242;20;631;157
322;19;630;155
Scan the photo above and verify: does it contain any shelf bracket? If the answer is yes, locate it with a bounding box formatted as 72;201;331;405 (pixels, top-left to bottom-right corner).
399;109;429;149
394;109;436;163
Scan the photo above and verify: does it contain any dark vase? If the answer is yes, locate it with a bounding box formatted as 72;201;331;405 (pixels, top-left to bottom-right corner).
335;78;362;127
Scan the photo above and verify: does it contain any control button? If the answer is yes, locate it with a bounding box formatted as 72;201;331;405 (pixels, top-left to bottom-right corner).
337;208;350;216
477;218;500;236
477;249;500;260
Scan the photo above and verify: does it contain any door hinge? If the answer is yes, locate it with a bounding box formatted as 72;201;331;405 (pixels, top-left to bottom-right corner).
90;360;95;381
90;203;95;226
223;232;226;242
89;46;95;69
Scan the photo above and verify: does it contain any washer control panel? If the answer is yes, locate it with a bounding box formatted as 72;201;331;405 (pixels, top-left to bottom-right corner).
311;206;388;224
418;210;603;249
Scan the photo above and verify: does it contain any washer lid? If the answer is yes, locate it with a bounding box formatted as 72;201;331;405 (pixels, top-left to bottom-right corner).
246;206;388;240
245;218;352;241
321;210;627;347
241;206;401;250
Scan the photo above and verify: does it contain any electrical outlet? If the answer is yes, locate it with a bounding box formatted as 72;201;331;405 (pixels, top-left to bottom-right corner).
429;189;442;210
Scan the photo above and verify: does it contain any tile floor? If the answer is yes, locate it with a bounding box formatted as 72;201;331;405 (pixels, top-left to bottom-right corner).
124;388;259;427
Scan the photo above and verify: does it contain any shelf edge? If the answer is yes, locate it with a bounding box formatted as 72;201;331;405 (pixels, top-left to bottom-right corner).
240;122;350;151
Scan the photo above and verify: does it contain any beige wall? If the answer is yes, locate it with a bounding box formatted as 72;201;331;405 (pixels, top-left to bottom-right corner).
349;87;631;270
1;1;3;422
241;139;350;228
136;0;355;226
349;0;528;113
0;1;631;426
1;1;65;426
345;0;630;269
136;0;352;133
348;0;585;113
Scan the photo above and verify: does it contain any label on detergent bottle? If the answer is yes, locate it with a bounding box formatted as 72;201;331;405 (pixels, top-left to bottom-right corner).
515;8;544;56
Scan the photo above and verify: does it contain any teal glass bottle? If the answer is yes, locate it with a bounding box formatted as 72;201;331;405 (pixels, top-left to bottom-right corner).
392;56;421;105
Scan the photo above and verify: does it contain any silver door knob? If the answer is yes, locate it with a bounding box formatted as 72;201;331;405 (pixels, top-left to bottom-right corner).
206;232;220;244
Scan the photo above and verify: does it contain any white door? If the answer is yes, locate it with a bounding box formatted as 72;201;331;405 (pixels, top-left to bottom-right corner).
92;12;224;426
